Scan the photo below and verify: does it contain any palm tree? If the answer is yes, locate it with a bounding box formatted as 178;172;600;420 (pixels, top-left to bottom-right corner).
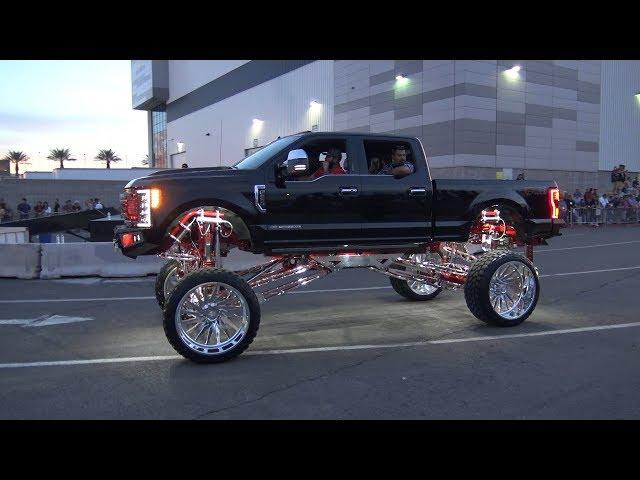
47;148;76;169
1;151;30;176
95;149;122;169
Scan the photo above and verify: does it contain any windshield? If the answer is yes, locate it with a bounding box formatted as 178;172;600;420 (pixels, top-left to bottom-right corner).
232;135;302;170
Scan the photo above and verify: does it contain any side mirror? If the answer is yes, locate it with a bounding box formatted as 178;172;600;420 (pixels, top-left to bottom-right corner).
285;149;309;175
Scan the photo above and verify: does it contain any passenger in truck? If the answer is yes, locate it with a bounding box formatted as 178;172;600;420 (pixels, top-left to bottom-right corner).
368;156;383;174
377;145;414;178
312;148;346;178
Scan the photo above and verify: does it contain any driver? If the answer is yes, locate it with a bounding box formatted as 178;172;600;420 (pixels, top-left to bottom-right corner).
378;145;414;178
312;148;346;178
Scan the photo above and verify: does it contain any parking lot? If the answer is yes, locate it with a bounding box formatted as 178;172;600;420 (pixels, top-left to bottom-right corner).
1;226;640;419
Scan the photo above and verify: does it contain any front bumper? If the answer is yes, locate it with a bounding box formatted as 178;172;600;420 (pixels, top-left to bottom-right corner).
113;225;160;259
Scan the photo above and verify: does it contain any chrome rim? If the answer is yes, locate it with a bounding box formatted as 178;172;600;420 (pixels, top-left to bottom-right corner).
175;282;249;355
163;265;180;300
489;261;537;320
407;253;440;295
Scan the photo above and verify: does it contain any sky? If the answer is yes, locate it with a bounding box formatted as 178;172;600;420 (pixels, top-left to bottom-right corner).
0;60;148;172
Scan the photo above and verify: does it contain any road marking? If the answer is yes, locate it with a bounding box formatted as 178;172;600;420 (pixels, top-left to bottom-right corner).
290;286;391;294
50;278;101;285
0;296;155;304
536;240;640;253
2;321;640;369
103;278;155;284
428;322;640;344
0;356;180;369
2;263;640;305
539;265;640;278
0;315;94;327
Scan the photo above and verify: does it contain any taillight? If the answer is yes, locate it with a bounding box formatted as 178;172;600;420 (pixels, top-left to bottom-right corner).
549;187;560;219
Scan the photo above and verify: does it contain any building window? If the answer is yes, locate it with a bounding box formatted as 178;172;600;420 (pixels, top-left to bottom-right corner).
151;109;167;168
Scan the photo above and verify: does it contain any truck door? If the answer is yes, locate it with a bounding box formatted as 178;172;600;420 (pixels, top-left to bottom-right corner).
358;138;433;243
262;136;364;249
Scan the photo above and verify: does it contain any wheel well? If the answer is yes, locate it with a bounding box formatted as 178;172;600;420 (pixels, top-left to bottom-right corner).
470;200;526;241
164;203;252;248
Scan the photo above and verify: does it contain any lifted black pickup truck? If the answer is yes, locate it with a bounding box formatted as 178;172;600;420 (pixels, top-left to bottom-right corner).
115;132;563;363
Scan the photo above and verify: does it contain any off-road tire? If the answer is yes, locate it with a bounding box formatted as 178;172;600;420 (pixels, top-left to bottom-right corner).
464;250;539;327
163;268;261;363
155;259;180;309
390;277;443;301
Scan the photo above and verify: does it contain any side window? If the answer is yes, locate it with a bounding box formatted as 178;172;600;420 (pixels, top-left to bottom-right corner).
283;138;349;181
364;140;415;179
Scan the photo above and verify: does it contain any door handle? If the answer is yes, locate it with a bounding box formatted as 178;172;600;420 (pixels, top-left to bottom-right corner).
408;187;427;196
339;187;358;195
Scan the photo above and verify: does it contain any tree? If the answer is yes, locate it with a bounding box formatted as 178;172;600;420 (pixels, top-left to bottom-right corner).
1;151;30;176
47;148;76;169
95;149;122;169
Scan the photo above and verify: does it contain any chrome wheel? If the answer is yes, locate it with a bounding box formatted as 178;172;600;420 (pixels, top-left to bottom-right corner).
175;281;250;355
407;253;439;295
488;261;536;320
163;265;180;300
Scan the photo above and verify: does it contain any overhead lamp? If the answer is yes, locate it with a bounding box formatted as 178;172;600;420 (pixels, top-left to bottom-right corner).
395;73;409;86
252;118;263;126
636;93;640;103
309;100;321;108
504;65;521;81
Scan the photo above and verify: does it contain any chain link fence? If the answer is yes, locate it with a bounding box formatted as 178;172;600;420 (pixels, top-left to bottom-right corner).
565;206;640;226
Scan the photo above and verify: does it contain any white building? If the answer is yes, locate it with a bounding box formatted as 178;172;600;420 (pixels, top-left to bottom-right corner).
131;60;640;192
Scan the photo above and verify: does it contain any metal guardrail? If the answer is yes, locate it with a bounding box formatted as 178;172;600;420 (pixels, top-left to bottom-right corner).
565;206;640;226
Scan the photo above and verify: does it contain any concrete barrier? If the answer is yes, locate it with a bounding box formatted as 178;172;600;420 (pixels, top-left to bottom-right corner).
0;244;41;279
40;243;165;279
39;243;269;279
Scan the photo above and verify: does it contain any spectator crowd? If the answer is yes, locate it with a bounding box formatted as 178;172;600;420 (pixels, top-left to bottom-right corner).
1;197;106;222
560;165;640;225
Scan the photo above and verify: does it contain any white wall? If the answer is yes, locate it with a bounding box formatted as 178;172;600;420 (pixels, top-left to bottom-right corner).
168;60;251;103
599;60;640;172
166;61;334;168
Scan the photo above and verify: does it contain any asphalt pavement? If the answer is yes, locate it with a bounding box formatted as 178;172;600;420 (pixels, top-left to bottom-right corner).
1;226;640;419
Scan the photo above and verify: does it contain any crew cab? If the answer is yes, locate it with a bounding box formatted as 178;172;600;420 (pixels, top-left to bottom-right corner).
115;132;563;258
114;132;563;364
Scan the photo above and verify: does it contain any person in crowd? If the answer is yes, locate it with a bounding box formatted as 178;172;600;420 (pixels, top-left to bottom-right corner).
0;203;6;223
43;202;52;216
181;163;188;169
312;148;346;178
94;198;104;209
72;200;81;212
17;198;31;219
516;173;525;180
612;165;628;194
2;204;13;222
54;199;60;214
611;165;620;193
632;177;639;189
573;189;582;203
85;198;94;210
62;200;73;213
599;192;609;208
34;201;44;217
